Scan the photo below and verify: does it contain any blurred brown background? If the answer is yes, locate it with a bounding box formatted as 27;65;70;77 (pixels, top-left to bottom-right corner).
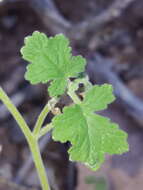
0;0;143;190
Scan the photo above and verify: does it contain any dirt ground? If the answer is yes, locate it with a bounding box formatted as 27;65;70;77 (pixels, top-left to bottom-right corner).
1;0;143;190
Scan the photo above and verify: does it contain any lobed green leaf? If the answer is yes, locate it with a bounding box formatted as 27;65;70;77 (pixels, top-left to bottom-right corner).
21;31;86;97
52;84;129;170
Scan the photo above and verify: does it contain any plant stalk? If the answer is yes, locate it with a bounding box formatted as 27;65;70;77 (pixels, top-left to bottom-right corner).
0;87;31;140
33;102;50;135
0;87;51;190
29;137;51;190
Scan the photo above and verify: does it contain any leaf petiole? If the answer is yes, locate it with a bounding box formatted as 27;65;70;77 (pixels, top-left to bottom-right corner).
33;102;50;135
33;97;59;136
38;123;53;139
67;80;81;104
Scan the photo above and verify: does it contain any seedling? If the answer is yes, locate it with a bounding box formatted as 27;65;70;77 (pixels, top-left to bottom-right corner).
0;31;129;190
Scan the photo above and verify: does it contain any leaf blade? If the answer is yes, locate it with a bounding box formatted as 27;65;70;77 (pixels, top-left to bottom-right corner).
52;84;129;170
21;32;86;96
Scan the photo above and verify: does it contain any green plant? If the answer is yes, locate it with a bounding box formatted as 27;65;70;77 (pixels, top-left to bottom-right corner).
0;31;129;190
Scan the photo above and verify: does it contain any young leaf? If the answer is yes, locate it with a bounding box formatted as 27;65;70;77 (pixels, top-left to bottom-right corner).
21;31;86;97
52;84;129;170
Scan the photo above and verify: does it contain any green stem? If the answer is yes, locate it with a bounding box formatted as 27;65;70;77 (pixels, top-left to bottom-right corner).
67;81;81;104
0;87;31;140
33;97;59;136
33;102;50;135
38;123;53;139
29;137;51;190
68;90;81;104
0;87;51;190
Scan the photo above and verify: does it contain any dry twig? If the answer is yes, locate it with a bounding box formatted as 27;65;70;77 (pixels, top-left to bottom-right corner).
29;0;71;34
30;0;136;40
71;0;136;40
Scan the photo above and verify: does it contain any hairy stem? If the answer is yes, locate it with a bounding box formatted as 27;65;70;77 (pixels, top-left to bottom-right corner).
68;90;81;104
67;80;81;104
0;87;51;190
33;97;59;136
38;123;53;139
33;102;50;135
29;137;51;190
0;87;31;140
